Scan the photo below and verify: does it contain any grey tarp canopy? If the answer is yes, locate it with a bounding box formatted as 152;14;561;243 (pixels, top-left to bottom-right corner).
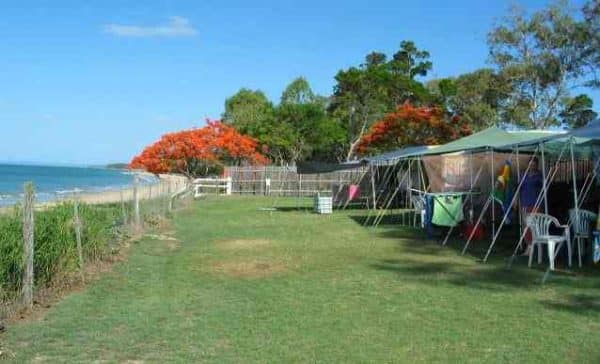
296;161;364;174
362;145;438;166
568;120;600;140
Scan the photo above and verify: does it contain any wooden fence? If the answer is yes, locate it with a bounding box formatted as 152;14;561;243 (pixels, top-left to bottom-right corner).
224;166;370;197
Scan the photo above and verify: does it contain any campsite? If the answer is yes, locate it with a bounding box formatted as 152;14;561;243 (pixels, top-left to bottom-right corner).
3;123;600;362
2;0;600;362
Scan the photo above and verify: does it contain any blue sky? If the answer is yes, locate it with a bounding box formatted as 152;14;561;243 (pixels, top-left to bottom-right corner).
1;0;597;165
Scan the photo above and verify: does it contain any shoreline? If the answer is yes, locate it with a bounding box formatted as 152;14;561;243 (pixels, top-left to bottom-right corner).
0;173;189;213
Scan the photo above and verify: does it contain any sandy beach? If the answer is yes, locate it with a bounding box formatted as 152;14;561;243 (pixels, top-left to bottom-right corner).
0;173;189;213
74;173;189;205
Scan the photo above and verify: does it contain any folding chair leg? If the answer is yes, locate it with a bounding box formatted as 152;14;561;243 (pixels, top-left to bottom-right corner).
566;239;572;268
542;268;552;284
528;245;534;268
578;238;583;268
547;242;555;271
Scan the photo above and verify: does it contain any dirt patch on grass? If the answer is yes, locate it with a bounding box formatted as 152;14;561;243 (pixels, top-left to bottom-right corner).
144;233;181;251
211;259;286;278
216;239;272;251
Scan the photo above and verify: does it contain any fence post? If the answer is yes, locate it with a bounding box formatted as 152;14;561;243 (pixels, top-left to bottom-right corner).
134;175;141;232
120;189;127;225
22;182;35;309
226;176;232;195
74;191;84;282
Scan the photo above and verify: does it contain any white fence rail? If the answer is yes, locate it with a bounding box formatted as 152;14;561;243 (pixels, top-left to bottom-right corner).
193;177;232;197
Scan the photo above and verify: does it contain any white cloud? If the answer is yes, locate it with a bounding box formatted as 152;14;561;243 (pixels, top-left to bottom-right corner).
104;16;197;38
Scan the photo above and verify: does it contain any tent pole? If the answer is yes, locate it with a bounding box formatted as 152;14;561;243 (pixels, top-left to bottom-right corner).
374;162;411;227
441;161;485;246
418;157;426;194
371;162;400;226
376;164;398;211
370;165;377;211
343;166;369;210
507;142;568;269
516;145;523;241
491;148;496;240
469;151;474;223
561;155;600;236
483;147;539;263
578;156;600;204
461;147;491;255
462;195;492;255
540;143;549;215
570;137;580;267
364;162;396;225
408;158;412;209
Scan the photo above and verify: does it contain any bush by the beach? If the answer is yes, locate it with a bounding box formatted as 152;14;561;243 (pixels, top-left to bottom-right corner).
0;202;127;302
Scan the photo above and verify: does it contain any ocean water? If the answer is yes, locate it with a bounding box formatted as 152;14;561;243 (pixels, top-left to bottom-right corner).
0;164;157;206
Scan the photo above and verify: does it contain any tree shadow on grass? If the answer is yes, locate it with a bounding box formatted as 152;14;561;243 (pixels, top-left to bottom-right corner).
268;206;312;213
371;256;543;291
375;224;577;270
540;294;600;315
370;228;599;292
347;213;416;227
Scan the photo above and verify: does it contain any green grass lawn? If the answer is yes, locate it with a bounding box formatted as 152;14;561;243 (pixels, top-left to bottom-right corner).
2;196;600;363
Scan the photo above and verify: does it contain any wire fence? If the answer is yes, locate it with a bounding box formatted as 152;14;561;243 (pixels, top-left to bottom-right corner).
0;175;189;320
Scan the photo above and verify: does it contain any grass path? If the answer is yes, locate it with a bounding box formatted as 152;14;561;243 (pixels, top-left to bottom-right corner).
2;196;600;363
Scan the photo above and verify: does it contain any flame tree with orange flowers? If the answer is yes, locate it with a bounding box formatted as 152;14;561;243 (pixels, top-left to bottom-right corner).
356;103;473;156
130;120;269;178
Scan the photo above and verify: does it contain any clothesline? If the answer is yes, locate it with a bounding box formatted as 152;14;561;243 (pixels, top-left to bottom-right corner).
409;188;481;197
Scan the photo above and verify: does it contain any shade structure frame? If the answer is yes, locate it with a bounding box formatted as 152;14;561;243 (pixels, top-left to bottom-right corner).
505;141;571;270
461;146;541;256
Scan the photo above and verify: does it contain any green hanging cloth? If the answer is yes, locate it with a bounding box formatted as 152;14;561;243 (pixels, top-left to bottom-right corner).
432;194;464;227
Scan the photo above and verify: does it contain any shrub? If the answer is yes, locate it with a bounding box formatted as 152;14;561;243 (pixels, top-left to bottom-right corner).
0;202;125;302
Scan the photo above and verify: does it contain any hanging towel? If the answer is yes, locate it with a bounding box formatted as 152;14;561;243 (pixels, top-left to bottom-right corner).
432;194;464;227
348;185;360;200
492;160;515;224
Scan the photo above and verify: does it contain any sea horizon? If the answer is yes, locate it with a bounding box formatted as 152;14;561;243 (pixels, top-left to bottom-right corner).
0;160;127;169
0;163;156;206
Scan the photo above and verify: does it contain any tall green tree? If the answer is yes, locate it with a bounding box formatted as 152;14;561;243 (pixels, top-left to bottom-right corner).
222;88;275;136
222;79;345;164
427;69;512;130
583;0;600;88
560;94;598;128
275;78;345;163
280;77;319;105
488;2;597;128
329;41;433;161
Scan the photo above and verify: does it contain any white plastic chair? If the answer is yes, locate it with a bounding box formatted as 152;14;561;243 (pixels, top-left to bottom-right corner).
525;213;571;271
410;195;426;227
569;209;598;267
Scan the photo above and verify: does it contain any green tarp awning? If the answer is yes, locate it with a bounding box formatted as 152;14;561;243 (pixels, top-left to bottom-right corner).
417;127;563;156
361;126;571;163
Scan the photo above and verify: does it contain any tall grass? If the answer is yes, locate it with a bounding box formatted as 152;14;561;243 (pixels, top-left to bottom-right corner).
0;202;127;302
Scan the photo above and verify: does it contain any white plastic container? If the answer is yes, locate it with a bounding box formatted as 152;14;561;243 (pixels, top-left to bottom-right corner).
314;194;333;214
